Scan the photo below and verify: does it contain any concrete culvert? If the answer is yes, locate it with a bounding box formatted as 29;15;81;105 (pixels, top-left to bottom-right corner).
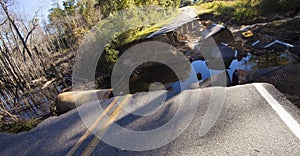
54;89;113;115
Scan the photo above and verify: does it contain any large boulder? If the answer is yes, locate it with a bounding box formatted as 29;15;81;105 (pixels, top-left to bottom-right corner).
54;89;112;115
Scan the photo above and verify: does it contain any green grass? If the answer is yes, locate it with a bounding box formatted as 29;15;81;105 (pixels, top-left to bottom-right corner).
122;25;160;44
191;5;213;15
196;1;236;10
0;119;42;134
95;7;181;76
122;10;180;45
99;8;180;65
194;0;299;24
194;1;259;24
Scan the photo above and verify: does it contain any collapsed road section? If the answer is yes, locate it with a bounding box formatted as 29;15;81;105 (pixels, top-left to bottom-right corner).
0;83;300;155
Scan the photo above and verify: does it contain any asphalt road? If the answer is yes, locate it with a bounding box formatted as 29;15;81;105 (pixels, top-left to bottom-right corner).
0;83;300;156
147;7;198;38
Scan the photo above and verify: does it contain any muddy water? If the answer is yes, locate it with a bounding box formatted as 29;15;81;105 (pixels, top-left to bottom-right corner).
229;51;297;74
130;50;298;95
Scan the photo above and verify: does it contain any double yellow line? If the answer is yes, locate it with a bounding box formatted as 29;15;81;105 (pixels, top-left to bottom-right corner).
67;94;132;156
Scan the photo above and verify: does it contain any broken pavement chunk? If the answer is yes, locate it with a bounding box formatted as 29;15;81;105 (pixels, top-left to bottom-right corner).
203;23;235;44
211;45;236;59
188;70;230;89
205;45;237;69
204;24;225;39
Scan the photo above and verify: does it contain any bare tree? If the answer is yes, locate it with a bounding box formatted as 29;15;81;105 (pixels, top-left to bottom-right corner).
0;1;34;62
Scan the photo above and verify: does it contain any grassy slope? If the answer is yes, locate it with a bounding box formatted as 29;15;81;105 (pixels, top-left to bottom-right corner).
193;0;299;24
122;10;180;45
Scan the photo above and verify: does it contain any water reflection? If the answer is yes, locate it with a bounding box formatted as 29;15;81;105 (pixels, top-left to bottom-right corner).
227;51;295;80
147;50;297;96
167;60;225;96
0;84;61;121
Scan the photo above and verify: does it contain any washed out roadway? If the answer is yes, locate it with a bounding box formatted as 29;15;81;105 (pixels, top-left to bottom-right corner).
0;83;300;155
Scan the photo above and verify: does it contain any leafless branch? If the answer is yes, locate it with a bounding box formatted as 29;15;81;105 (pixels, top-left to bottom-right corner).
0;18;7;26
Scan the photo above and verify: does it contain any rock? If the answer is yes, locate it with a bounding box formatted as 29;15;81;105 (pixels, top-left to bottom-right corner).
55;89;112;115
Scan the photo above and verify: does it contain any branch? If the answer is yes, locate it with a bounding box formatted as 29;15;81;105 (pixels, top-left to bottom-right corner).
0;2;33;60
0;18;7;26
24;8;40;44
24;24;36;44
0;0;14;7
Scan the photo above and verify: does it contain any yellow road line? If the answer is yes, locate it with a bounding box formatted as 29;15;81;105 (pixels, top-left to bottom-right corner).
81;94;132;156
66;97;119;156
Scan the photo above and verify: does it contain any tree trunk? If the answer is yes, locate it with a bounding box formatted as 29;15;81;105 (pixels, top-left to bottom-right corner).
0;2;33;63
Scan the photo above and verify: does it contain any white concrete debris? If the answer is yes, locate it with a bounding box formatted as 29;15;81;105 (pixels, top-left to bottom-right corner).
264;40;295;48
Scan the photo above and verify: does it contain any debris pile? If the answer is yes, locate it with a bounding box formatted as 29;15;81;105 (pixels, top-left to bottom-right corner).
149;17;299;92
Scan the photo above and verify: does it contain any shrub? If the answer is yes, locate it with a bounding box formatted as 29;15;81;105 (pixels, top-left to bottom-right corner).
214;2;235;16
0;119;42;133
211;0;258;23
259;0;300;15
232;0;259;23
